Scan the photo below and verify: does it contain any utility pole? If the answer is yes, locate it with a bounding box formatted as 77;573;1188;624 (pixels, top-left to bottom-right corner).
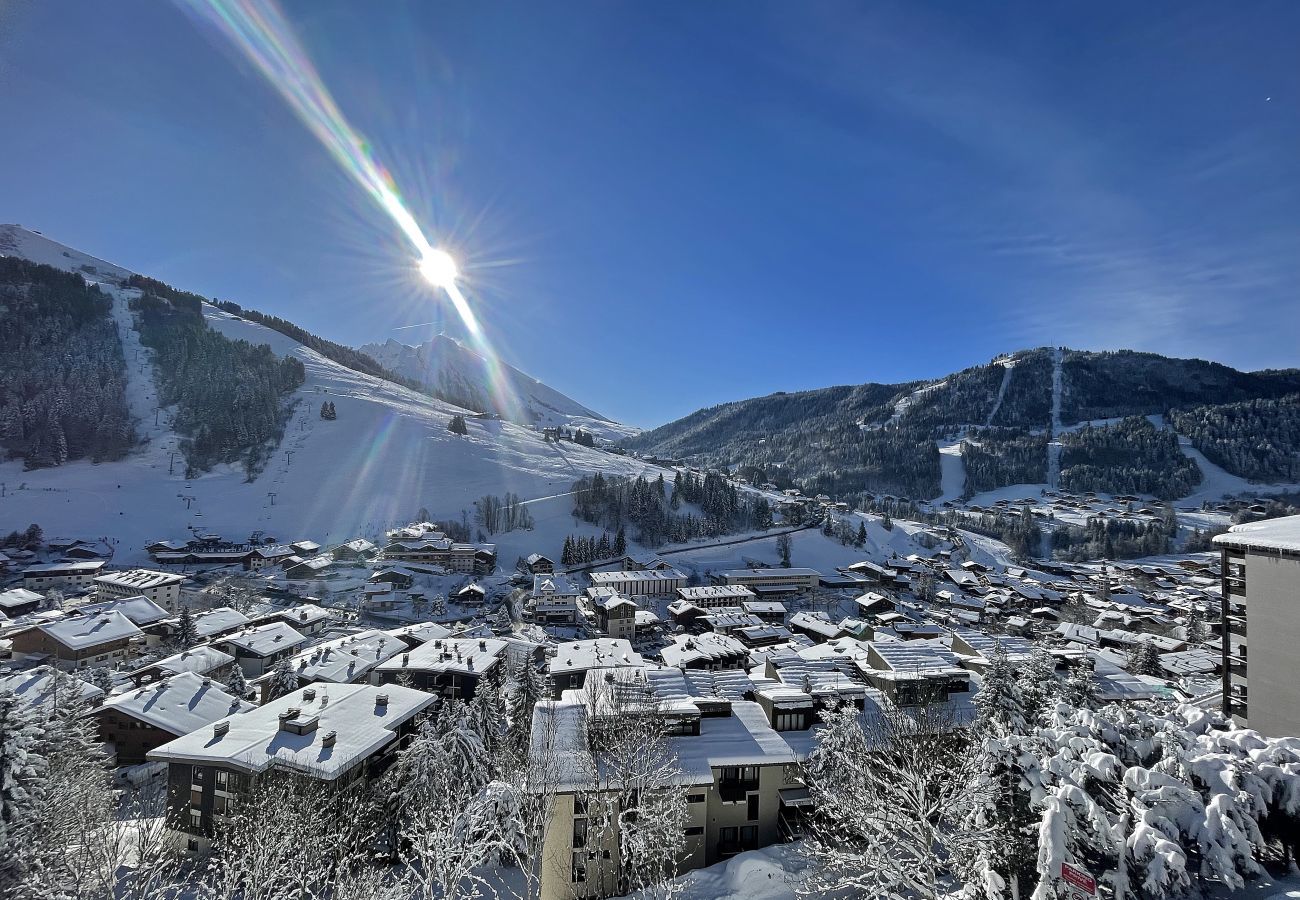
285;450;294;466
169;452;178;476
268;492;277;507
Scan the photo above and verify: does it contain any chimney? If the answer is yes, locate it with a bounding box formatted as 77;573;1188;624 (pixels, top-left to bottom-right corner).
302;688;316;702
214;720;230;737
322;730;337;748
478;639;486;651
375;693;389;709
402;653;409;667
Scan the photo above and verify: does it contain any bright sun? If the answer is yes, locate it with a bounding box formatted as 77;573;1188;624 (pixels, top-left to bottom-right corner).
419;248;459;288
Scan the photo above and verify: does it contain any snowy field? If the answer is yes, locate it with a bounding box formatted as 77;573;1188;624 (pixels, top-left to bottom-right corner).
0;230;676;564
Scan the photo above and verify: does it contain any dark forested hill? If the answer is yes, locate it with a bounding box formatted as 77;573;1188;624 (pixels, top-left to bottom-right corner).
0;258;134;468
625;347;1300;501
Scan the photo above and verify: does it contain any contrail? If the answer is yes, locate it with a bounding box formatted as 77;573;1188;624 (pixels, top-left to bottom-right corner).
393;321;439;331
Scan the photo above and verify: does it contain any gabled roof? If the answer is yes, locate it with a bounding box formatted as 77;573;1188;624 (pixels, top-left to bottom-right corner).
287;629;403;683
100;672;251;736
0;666;104;710
217;621;307;656
193;606;251;638
38;610;143;650
79;595;170;627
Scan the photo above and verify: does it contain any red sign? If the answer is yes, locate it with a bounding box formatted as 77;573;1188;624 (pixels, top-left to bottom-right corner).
1061;863;1096;896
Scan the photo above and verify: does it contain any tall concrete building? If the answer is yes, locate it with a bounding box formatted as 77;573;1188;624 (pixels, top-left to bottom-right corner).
1214;516;1300;736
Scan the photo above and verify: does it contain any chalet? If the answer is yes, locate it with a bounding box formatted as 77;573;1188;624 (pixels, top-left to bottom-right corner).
130;645;236;686
524;553;555;575
149;684;435;852
741;600;787;623
0;587;45;618
853;591;896;620
620;553;674;572
283;556;332;581
373;636;509;700
332;538;379;562
262;629;404;701
190;607;251;640
0;665;104;711
454;582;487;605
258;604;331;636
243;544;296;571
788;612;845;644
530;575;581;625
383;621;453;650
589;591;637;639
734;624;794;649
9;609;144;670
290;540;321;555
22;560;107;592
94;673;252;766
213;621;308;677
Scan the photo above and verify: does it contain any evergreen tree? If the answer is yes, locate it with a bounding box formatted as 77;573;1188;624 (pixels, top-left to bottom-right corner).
448;414;469;435
0;693;46;888
614;525;627;557
1130;641;1163;677
1185;608;1207;645
226;664;249;700
776;532;793;568
175;606;198;650
268;655;299;699
856;521;868;547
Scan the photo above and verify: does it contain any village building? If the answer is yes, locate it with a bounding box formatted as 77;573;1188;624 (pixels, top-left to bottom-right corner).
22;560;107;592
588;569;687;597
283;555;333;581
372;636;509;700
130;645;236;686
547;638;646;694
262;629;404;701
93;672;253;766
675;584;757;609
530;574;581;625
716;568;820;597
0;665;105;711
213;621;309;677
148;683;435;851
660;632;750;671
331;538;379;562
243;544;296;571
94;569;185;613
9;609;145;670
0;587;45;618
524;553;555;575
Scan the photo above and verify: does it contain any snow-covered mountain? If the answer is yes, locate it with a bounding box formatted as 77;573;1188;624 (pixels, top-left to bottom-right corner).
0;225;663;563
360;336;637;441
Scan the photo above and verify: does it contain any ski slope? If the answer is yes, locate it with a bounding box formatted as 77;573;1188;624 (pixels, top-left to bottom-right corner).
0;227;673;564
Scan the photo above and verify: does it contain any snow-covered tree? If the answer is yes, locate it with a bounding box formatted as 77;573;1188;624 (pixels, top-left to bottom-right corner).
175;605;198;650
802;700;994;900
1129;642;1163;677
267;655;298;700
0;692;47;891
225;664;249;700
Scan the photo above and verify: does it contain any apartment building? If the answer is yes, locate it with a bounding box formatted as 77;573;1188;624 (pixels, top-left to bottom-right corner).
717;568;820;597
1214;517;1300;734
148;683;435;851
94;569;185;613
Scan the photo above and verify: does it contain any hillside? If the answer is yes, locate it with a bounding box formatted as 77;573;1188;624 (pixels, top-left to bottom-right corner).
627;347;1300;503
361;335;635;441
0;226;671;563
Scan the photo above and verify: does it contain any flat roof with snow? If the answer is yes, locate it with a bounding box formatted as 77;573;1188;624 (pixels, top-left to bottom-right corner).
38;610;143;649
95;569;184;590
1214;516;1300;553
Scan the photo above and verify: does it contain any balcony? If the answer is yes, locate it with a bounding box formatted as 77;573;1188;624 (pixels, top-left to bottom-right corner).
1227;616;1248;638
1229;656;1247;677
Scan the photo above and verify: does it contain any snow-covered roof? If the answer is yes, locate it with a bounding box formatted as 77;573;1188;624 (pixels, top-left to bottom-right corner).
100;672;251;736
1158;648;1219;676
141;645;235;678
548;639;646;675
789;611;842;638
721;568;820;578
267;604;331;627
951;629;1037;662
376;636;508;677
23;560;106;576
532;574;579;596
193;606;251;638
676;585;757;603
38;610;143;649
94;568;184;591
78;595;170;626
217;621;308;656
589;570;686;590
0;587;43;609
1214;515;1300;553
147;683;436;778
383;621;452;645
868;641;965;675
661;633;748;668
0;665;104;710
287;629;403;683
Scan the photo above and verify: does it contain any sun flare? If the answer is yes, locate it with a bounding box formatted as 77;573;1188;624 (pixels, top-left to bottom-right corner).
419;248;459;288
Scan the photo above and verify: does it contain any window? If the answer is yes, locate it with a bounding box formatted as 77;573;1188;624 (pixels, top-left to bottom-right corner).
774;711;804;731
741;825;758;849
719;826;738;854
687;793;705;804
684;825;704;836
572;817;587;849
190;789;203;807
571;854;587;884
189;809;202;829
215;771;228;789
747;794;760;821
186;838;199;852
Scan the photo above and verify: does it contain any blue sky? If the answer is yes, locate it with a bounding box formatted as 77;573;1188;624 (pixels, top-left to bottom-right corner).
1;1;1297;427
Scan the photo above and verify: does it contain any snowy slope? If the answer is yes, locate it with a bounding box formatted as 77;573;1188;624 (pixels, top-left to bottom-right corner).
361;335;637;442
0;227;669;563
